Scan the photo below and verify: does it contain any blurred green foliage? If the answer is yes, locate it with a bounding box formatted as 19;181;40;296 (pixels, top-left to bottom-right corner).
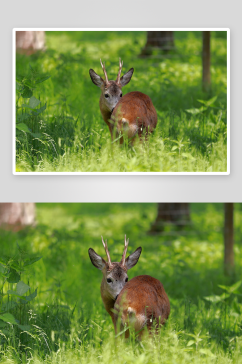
0;203;242;363
15;31;227;172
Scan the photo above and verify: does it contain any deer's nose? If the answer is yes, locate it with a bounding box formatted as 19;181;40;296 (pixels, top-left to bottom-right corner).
111;108;114;113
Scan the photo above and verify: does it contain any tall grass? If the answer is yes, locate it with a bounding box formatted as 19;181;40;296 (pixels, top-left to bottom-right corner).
1;203;242;363
15;31;227;172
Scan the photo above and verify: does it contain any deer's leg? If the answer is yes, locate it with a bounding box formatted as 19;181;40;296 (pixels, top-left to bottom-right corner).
124;328;130;339
108;124;114;141
118;323;129;339
111;315;117;335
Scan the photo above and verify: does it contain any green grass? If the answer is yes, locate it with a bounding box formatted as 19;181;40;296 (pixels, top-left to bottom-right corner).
15;31;228;172
1;203;242;363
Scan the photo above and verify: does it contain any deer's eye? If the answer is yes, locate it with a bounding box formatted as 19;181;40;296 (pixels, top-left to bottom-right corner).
105;94;109;98
107;278;112;283
125;278;128;282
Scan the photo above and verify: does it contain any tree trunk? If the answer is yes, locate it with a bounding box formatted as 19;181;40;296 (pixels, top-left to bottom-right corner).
141;31;175;55
0;203;35;231
224;203;234;276
202;31;211;92
16;31;45;55
150;203;190;233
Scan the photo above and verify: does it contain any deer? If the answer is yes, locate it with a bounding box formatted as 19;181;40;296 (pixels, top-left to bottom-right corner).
89;59;157;144
88;236;170;339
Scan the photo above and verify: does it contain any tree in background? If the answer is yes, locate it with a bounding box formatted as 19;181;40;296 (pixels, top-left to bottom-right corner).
141;31;175;56
150;203;190;233
202;31;211;92
16;31;45;55
151;203;236;277
0;203;35;231
224;203;234;276
141;31;211;92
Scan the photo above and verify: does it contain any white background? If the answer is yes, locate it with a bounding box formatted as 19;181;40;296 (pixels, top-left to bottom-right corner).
1;0;240;202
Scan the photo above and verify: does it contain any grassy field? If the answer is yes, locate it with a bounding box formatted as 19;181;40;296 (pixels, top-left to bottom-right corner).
1;203;242;363
15;31;228;172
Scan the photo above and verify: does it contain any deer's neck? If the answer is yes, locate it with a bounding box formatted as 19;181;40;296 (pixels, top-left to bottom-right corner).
99;98;112;125
100;280;115;317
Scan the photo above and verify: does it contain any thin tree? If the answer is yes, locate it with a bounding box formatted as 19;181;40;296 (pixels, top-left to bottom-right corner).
150;203;190;233
0;203;35;232
141;31;175;56
224;203;234;276
202;31;211;92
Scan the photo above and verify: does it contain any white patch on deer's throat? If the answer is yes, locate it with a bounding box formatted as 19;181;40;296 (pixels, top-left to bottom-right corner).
124;307;147;329
127;307;136;324
137;314;147;328
120;120;138;139
128;307;135;314
121;118;129;132
122;118;129;124
128;124;138;139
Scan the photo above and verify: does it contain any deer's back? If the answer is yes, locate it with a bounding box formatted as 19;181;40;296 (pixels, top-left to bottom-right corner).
111;92;157;134
114;275;170;328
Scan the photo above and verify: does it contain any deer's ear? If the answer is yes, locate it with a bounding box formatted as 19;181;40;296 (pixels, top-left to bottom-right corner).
88;248;106;270
120;68;134;87
125;247;142;270
89;69;104;87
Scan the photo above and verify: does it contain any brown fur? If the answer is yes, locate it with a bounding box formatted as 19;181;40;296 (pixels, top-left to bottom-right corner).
111;92;157;143
114;275;170;338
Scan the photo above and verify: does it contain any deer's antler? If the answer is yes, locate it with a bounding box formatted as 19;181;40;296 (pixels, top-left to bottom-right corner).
116;58;123;85
100;59;109;84
120;235;129;266
101;236;112;267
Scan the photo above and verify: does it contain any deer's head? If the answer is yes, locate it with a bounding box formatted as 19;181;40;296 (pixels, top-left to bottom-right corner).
88;236;141;301
89;59;134;113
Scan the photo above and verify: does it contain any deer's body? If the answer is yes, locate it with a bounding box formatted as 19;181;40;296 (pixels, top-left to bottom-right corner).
88;237;170;339
114;275;170;338
89;59;157;143
111;92;157;142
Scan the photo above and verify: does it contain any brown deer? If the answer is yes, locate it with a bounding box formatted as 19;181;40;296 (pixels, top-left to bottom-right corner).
89;59;157;144
88;236;170;339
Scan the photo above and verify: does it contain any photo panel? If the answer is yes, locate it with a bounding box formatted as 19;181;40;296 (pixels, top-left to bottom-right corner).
0;203;240;362
14;29;229;174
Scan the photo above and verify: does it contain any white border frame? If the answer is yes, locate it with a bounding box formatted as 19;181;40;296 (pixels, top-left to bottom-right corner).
13;28;230;175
